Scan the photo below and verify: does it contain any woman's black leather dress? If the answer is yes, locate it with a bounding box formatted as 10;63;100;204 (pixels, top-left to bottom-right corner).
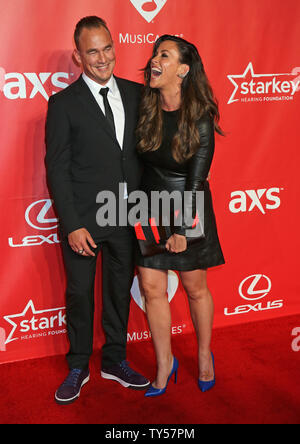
135;110;225;271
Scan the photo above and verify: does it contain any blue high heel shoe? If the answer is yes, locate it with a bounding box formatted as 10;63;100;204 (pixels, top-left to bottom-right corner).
145;357;179;398
198;352;215;393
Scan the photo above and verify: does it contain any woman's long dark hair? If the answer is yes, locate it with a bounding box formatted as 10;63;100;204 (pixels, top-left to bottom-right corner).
136;35;223;163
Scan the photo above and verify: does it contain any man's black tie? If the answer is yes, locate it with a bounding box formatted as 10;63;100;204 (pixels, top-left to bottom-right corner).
99;87;116;135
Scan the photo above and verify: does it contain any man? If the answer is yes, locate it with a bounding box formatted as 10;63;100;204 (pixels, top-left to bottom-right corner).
45;16;149;405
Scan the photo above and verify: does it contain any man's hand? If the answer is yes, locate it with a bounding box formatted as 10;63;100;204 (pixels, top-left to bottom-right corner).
68;228;97;257
165;233;187;254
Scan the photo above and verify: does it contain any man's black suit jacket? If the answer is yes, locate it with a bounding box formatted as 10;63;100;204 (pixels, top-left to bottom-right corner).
45;75;142;239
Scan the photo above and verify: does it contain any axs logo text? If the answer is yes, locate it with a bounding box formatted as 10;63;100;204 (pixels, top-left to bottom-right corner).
229;187;282;214
1;71;72;101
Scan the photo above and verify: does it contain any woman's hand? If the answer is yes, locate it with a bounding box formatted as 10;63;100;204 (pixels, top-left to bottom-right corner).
165;233;187;254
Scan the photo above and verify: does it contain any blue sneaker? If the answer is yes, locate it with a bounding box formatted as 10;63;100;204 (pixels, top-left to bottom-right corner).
55;368;90;405
101;360;150;390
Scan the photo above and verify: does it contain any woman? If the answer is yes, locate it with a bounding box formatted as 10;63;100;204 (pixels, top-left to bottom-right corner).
135;35;225;397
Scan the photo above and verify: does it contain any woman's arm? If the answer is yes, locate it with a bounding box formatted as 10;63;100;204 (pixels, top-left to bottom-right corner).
173;113;215;237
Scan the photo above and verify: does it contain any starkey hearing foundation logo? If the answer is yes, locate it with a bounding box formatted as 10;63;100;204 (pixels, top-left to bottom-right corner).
227;62;300;104
2;300;67;347
129;0;167;23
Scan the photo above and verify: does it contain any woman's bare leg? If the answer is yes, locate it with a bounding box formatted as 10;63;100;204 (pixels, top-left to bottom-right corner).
179;269;215;381
137;266;174;389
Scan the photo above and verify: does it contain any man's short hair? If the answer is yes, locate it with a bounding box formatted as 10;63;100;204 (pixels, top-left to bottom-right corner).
74;16;111;49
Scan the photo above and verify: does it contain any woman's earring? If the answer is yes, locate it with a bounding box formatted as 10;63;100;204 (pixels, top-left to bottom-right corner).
177;71;189;79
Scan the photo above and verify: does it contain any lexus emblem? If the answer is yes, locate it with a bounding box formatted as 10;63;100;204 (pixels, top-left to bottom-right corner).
239;274;272;301
25;199;58;231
